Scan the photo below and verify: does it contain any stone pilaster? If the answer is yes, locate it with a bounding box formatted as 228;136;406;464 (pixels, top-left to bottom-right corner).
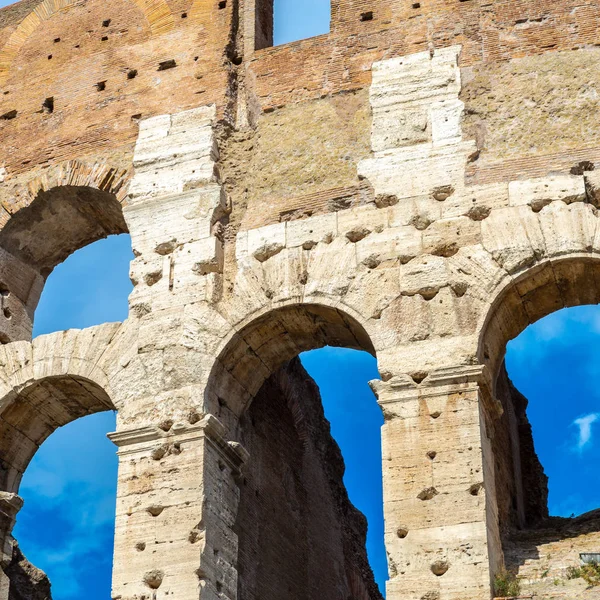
372;364;497;600
109;415;248;600
124;105;229;316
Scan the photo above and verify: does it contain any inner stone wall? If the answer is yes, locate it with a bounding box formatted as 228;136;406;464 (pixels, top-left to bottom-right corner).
2;539;51;600
504;512;600;599
491;364;548;535
489;365;600;599
234;358;382;600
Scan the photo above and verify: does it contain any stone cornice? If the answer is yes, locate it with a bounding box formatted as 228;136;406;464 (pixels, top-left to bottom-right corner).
373;364;485;406
108;414;249;471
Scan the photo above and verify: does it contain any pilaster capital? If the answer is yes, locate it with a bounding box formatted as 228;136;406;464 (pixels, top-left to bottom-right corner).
108;414;249;472
371;363;487;409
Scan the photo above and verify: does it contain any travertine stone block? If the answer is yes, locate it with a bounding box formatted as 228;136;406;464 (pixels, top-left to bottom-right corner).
422;216;482;256
126;187;225;256
356;226;422;266
337;204;389;239
128;106;218;202
538;201;597;257
430;99;465;146
441;183;509;220
481;205;546;273
246;221;286;262
508;175;586;211
286;213;337;249
370;47;462;152
358;141;477;202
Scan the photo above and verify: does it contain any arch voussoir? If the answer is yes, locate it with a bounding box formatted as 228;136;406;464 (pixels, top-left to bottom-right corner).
0;325;120;496
28;323;121;395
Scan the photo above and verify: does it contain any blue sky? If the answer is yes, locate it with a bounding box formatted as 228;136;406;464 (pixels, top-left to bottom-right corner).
273;0;330;45
506;305;600;518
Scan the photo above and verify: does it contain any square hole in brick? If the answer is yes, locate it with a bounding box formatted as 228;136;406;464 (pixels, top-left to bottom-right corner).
158;59;177;71
42;97;54;114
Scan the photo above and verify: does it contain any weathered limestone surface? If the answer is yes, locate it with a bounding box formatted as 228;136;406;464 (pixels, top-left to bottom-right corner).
504;512;600;600
0;0;599;599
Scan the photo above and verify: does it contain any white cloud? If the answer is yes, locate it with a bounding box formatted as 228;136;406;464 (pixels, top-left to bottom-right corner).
573;413;600;450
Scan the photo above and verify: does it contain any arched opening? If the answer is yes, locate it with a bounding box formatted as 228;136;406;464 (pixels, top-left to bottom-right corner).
11;412;117;600
207;304;386;599
0;180;130;599
255;0;331;50
505;306;600;518
480;258;600;598
0;375;116;600
0;184;128;343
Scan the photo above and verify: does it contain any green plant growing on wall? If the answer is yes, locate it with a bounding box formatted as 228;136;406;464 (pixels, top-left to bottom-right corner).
567;562;600;587
494;569;521;597
567;565;582;580
583;563;600;587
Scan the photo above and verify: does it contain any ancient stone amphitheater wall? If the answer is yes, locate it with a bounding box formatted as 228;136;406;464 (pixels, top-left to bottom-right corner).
0;0;600;598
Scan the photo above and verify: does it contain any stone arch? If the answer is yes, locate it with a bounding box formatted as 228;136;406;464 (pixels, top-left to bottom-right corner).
205;301;383;600
473;196;600;381
205;301;376;418
0;324;120;482
478;254;600;388
0;0;175;85
475;252;600;583
1;160;131;233
0;325;119;597
0;161;131;342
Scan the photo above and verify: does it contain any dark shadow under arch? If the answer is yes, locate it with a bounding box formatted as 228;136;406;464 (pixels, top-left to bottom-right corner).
0;185;127;278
